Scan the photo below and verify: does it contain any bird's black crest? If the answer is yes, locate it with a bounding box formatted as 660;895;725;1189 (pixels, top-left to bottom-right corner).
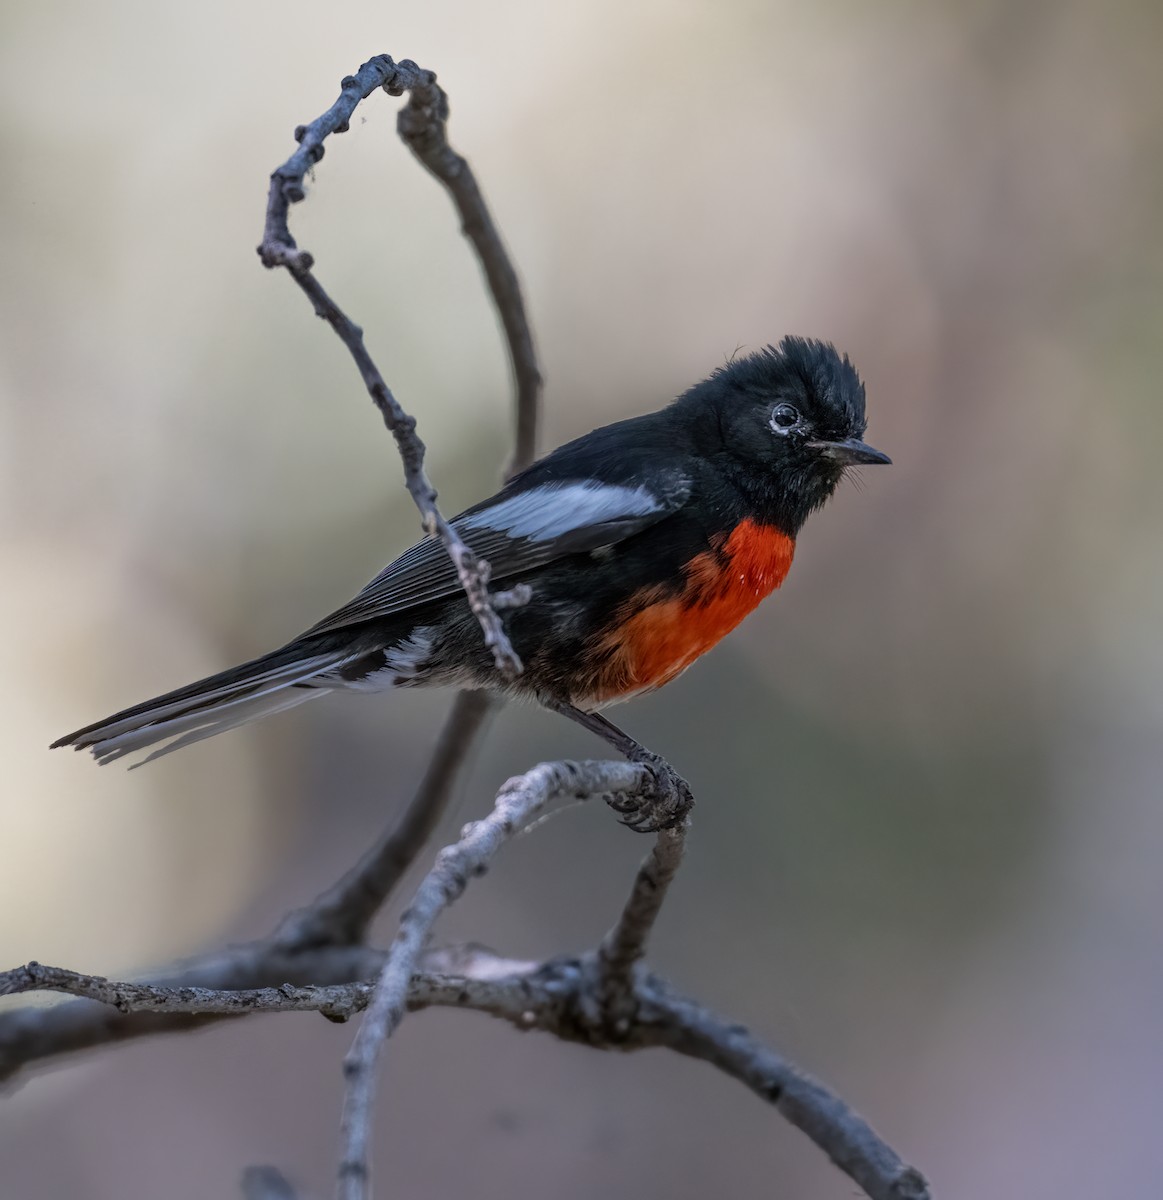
713;336;867;438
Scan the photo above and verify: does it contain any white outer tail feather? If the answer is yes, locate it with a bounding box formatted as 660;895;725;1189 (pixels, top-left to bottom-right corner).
72;651;358;766
105;688;324;768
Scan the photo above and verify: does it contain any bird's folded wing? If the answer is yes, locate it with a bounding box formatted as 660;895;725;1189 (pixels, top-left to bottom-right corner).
304;475;691;635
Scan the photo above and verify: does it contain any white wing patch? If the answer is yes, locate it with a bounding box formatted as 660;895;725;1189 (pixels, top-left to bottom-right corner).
300;472;688;637
341;627;436;692
385;627;436;680
460;482;662;543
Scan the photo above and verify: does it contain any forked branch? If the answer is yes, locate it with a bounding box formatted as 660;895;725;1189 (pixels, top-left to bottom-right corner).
337;760;649;1198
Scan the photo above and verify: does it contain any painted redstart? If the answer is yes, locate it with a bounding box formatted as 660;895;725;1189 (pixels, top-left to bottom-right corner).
53;336;890;831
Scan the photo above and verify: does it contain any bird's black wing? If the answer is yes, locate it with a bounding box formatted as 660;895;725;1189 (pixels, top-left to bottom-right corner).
304;467;691;636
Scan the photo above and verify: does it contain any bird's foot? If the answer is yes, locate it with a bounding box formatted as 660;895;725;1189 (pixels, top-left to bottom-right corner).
606;752;694;833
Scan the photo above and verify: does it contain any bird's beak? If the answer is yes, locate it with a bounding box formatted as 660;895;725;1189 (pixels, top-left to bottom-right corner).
808;438;892;466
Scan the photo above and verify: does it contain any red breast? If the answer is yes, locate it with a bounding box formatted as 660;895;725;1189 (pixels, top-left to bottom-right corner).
583;519;795;705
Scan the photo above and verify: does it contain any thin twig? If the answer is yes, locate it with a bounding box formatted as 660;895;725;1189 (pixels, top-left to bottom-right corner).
256;54;536;678
336;760;649;1200
0;961;372;1018
274;690;496;950
595;822;688;1025
647;984;931;1200
276;267;521;678
0;944;386;1082
0;957;531;1025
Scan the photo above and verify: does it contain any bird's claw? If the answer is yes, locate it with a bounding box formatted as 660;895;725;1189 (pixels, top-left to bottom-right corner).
606;753;694;833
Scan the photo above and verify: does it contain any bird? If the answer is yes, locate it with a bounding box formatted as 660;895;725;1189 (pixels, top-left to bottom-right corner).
52;336;890;831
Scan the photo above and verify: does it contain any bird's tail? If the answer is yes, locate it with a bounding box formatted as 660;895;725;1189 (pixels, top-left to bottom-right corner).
51;642;358;767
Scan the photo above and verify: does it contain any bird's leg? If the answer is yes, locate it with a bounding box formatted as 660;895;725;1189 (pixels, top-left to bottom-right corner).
541;700;694;833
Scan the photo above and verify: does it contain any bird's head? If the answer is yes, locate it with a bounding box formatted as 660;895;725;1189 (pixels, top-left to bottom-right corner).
694;336;890;533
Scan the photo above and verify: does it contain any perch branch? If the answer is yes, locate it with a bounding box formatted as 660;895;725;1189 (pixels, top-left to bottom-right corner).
336;759;648;1200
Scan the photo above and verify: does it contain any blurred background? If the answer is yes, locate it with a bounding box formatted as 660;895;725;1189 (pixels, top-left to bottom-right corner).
2;0;1161;1196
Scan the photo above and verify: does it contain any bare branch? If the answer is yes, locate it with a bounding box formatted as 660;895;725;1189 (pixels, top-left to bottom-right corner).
596;822;688;1024
645;984;931;1200
0;944;547;1085
274;690;496;950
257;54;538;679
0;945;931;1200
0;961;370;1019
0;957;531;1026
336;759;649;1200
0;944;384;1082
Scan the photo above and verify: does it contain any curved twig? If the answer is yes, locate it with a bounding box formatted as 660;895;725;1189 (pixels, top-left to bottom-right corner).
257;54;541;679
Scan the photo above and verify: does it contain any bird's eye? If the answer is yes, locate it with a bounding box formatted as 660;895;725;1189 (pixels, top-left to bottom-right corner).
770;403;800;432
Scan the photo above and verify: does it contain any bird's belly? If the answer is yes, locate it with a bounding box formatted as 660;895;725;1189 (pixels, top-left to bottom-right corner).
580;519;794;706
